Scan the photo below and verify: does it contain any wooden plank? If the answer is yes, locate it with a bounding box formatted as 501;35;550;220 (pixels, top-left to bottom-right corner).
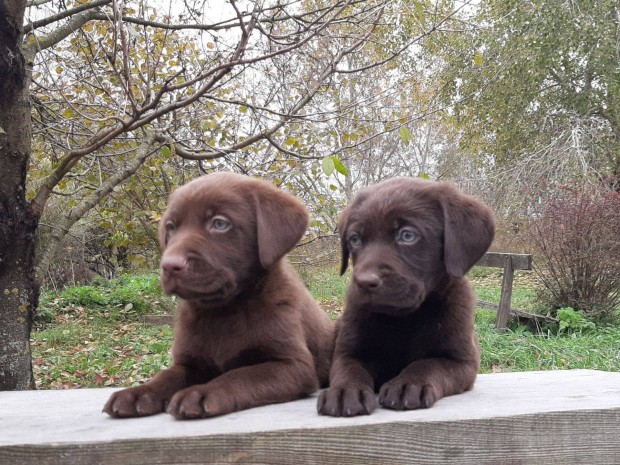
477;300;557;325
1;370;620;464
142;315;174;326
476;252;532;270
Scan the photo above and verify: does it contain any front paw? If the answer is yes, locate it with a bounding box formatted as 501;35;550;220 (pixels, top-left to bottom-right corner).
378;378;439;410
317;386;377;417
103;387;168;418
167;386;230;419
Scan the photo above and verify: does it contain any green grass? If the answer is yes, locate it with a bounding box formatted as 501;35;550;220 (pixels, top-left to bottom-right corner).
33;273;174;388
475;286;538;310
30;268;620;389
305;266;349;319
476;308;620;372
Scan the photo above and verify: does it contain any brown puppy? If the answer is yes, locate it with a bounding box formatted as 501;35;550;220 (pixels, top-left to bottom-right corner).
104;172;334;419
317;177;494;417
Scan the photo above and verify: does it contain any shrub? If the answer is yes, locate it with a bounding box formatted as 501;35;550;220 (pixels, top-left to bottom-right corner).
36;273;173;324
556;307;596;335
526;186;620;318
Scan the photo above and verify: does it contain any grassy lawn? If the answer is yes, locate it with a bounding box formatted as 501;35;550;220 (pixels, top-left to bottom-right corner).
31;268;620;389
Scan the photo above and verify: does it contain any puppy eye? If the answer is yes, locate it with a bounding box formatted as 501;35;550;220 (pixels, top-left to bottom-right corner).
211;216;231;231
165;222;175;234
398;228;418;244
349;233;362;247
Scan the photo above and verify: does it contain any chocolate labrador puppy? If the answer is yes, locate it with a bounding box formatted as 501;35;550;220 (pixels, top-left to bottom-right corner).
317;177;494;416
104;172;334;419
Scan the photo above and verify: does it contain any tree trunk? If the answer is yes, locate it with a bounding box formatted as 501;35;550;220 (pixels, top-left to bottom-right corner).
0;0;37;390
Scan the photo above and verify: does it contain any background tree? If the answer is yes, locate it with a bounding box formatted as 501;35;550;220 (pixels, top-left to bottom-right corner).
428;0;620;251
438;0;620;186
1;0;475;389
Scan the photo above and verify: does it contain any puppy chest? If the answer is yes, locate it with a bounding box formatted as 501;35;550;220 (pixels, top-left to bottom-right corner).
174;314;274;371
356;316;445;361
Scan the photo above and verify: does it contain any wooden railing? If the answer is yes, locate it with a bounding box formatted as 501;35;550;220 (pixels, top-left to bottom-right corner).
475;252;535;329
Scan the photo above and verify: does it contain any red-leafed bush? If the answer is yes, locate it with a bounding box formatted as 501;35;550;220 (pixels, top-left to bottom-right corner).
526;186;620;318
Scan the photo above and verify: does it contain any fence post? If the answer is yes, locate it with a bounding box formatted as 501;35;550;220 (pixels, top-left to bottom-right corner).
496;255;514;329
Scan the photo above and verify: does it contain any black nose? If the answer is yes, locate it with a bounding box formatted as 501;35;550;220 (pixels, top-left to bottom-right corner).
354;271;381;291
161;255;187;274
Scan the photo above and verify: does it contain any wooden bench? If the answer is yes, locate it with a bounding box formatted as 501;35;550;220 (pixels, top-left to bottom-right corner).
1;370;619;464
475;252;535;329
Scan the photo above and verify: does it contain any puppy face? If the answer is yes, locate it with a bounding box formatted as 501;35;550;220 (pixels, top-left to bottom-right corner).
158;172;308;305
339;177;494;314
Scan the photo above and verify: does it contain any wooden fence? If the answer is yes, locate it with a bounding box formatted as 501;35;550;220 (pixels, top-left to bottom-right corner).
475;252;540;329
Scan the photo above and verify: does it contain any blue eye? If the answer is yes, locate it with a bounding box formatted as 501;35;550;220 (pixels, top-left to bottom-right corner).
399;228;417;243
349;233;362;247
212;217;231;231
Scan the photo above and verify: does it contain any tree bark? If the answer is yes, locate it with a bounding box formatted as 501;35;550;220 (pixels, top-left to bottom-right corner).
0;0;37;390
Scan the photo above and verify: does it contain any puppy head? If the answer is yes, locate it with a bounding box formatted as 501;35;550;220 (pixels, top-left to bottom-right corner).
158;172;308;304
339;177;494;312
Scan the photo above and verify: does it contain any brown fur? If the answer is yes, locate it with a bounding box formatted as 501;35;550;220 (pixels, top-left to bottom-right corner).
317;177;494;416
104;172;334;419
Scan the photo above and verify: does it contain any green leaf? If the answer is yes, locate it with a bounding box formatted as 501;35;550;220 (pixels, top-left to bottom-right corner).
331;156;348;176
473;50;484;66
413;1;425;24
202;119;217;130
0;126;5;134
399;126;412;144
239;106;248;114
321;156;335;176
285;137;297;146
418;172;430;180
161;147;171;157
329;184;338;191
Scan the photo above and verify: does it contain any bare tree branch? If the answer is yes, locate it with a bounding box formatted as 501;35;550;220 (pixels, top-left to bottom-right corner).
24;8;103;54
24;0;112;33
26;0;53;7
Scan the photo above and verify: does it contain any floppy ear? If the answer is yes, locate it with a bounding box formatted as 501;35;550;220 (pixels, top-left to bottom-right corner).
337;206;351;276
254;187;309;270
441;186;495;278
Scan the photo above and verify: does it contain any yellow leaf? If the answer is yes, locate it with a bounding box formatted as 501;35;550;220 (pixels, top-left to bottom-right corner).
473;50;484;66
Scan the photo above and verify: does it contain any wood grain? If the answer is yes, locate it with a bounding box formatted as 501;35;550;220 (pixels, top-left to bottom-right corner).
1;370;619;465
476;252;533;270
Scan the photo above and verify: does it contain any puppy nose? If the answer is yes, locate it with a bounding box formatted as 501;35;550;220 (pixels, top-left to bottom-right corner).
161;255;187;274
354;271;381;291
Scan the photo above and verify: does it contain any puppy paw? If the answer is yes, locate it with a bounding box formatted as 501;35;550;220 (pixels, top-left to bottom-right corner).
103;388;167;418
317;386;377;417
378;379;439;410
167;386;230;419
